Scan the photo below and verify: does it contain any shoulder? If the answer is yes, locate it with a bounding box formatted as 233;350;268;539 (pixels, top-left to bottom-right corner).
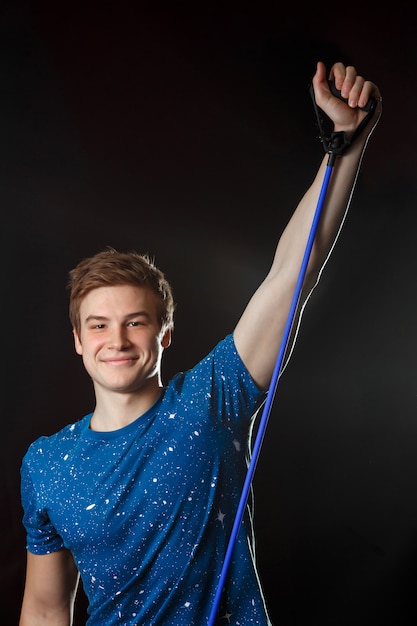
167;335;237;386
193;334;243;372
22;415;90;467
165;333;263;403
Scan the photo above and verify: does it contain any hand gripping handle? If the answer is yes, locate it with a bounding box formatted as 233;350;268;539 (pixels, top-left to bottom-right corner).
310;81;377;162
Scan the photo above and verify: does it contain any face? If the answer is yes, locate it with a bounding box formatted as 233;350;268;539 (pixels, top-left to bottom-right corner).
73;284;171;395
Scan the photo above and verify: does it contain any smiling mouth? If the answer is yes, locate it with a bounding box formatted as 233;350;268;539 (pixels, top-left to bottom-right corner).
102;356;138;365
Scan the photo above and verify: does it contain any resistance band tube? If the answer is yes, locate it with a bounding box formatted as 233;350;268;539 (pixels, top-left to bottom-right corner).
207;162;335;626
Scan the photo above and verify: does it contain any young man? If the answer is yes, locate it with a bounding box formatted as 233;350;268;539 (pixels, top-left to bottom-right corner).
20;61;382;625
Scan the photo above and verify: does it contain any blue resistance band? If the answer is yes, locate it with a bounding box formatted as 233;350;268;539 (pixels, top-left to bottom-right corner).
207;163;334;625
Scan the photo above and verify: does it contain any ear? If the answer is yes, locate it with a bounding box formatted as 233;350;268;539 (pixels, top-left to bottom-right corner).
73;328;83;355
161;328;172;349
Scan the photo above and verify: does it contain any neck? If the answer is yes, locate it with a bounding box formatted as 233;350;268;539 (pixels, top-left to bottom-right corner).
90;383;163;432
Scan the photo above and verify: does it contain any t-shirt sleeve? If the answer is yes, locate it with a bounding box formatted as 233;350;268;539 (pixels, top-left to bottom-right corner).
171;333;267;428
20;441;65;555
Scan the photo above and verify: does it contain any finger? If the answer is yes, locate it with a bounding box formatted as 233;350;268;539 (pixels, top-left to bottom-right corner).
345;74;365;108
312;61;332;109
357;79;379;109
335;65;357;100
312;60;327;92
329;62;348;90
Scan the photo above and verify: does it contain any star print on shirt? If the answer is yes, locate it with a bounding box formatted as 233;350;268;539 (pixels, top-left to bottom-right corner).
216;509;226;527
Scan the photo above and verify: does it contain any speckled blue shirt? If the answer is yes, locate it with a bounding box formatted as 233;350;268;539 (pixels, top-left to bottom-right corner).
21;334;272;625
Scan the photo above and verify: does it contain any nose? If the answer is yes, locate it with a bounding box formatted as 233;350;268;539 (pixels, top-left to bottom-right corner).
108;325;130;350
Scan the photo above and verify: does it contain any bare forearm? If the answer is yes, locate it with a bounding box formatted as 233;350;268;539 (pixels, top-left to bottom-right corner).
19;550;79;626
19;603;73;626
272;134;370;292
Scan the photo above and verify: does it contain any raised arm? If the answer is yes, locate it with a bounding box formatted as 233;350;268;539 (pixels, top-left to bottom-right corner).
234;61;382;390
19;549;80;626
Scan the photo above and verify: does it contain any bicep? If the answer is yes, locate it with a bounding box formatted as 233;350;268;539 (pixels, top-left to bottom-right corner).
20;549;79;625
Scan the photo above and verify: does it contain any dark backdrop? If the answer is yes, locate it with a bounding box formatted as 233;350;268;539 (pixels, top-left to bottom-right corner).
3;2;417;624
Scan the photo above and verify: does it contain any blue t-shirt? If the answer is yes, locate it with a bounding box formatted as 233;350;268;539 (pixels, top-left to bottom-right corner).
21;334;271;625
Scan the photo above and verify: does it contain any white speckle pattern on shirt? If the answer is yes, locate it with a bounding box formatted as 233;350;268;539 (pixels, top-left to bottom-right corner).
21;334;271;625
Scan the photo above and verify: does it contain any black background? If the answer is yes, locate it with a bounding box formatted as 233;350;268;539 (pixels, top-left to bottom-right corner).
3;1;417;624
